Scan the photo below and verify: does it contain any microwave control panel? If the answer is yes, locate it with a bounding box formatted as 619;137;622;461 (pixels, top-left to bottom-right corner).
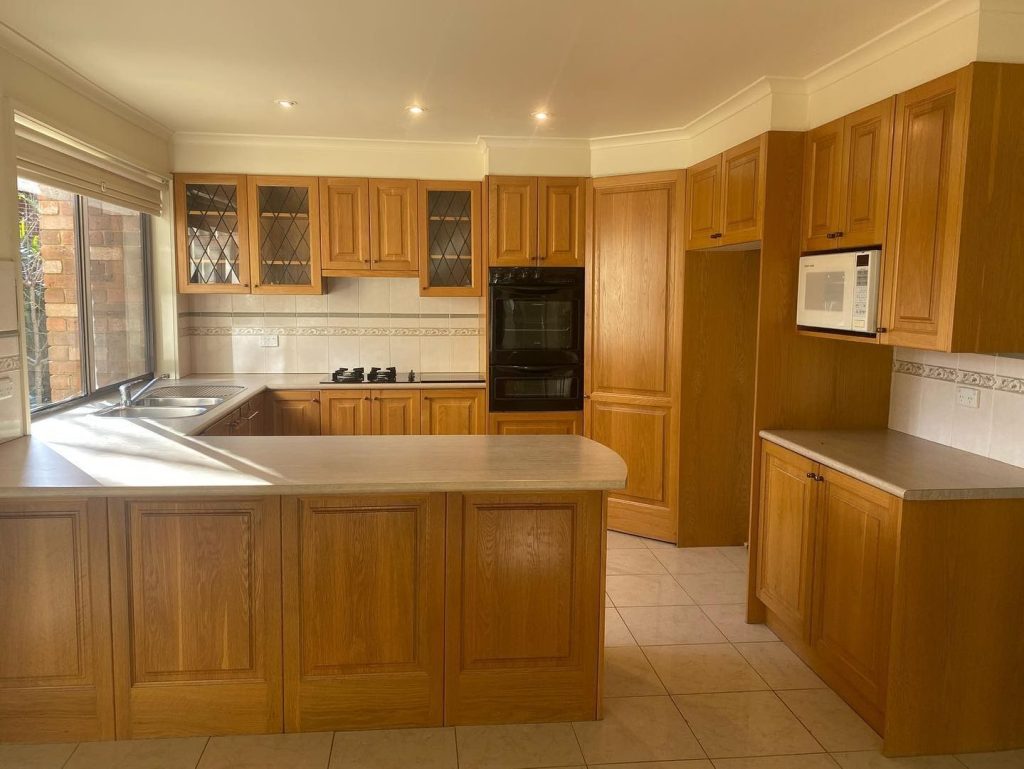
852;266;870;330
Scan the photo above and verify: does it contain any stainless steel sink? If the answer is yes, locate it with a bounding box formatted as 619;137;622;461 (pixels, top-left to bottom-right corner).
95;405;209;419
135;396;224;407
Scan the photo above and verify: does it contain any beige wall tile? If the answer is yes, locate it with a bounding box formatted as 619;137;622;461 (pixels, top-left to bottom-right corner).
604;646;666;697
777;689;882;752
643;644;768;694
572;696;705;764
605;574;694;607
329;727;456;769
733;642;826;690
455;723;583;769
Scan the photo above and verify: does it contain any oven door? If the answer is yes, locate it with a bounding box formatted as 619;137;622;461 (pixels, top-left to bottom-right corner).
489;364;583;412
796;254;856;331
490;284;583;364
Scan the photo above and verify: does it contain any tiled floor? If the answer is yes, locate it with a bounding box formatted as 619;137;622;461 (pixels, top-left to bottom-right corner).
2;533;1022;769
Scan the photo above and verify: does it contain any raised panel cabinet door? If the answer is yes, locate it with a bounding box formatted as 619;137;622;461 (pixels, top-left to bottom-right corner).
174;173;251;294
418;181;483;296
587;398;676;542
444;491;603;723
420;389;485;435
839;97;895;249
755;442;818;639
319;177;370;273
537;177;585;266
685;156;723;249
801;119;845;252
371;390;421;435
108;497;282;738
811;468;898;723
488;176;537;266
369;179;419;275
0;499;114;742
881;70;969;350
248;175;323;295
321;390;372;436
488;410;582;435
720;136;765;245
283;494;445;731
269;390;322;436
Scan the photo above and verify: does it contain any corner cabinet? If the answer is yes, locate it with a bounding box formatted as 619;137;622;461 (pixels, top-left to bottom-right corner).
174;174;251;294
488;176;585;267
418;181;483;296
685;136;765;249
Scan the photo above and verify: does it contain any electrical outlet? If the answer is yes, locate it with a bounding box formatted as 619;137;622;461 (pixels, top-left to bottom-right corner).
957;385;979;409
259;335;279;348
0;376;12;400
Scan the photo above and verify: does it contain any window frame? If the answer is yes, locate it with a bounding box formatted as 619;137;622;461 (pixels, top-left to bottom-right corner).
20;182;156;416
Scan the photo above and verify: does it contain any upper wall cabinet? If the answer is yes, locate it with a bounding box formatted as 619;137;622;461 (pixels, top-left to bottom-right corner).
801;98;894;252
881;63;1024;353
175;174;251;294
418;180;483;296
685;136;765;249
248;176;323;295
488;176;585;267
369;179;419;276
319;177;370;273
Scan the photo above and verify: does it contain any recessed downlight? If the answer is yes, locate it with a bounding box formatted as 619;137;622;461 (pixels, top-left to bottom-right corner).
406;104;427;114
531;110;551;121
275;99;297;109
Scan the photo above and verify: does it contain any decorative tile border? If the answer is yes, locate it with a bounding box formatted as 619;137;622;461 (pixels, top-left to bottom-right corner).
893;359;1024;395
180;311;482;320
183;326;481;337
0;354;20;373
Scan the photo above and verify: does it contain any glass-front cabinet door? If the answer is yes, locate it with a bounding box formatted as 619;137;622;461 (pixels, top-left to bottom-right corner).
418;180;482;297
174;174;251;293
247;176;322;295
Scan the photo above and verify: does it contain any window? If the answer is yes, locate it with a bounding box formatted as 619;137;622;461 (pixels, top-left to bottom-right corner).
18;178;152;411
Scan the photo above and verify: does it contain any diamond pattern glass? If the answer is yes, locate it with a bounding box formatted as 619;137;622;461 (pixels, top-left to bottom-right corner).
185;183;242;285
426;190;473;288
257;185;312;286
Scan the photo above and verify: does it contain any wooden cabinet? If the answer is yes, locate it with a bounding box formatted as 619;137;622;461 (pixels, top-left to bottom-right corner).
419;181;483;296
269;390;321;436
802;98;894;252
107;497;282;737
319;177;370;273
175;174;251;294
247;176;322;295
369;179;419;276
754;442;818;639
282;494;445;731
320;389;420;435
588;171;683;542
686;137;765;249
0;499;114;742
488;176;585;267
488;411;582;435
420;389;485;435
202;394;264;437
444;491;603;723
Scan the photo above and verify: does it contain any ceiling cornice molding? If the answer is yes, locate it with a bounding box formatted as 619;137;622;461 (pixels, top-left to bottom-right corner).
479;136;591;150
0;21;173;141
173;131;484;155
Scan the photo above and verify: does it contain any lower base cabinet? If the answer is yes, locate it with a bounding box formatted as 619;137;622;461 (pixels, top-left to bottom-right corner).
420;389;486;435
488;411;583;435
269;391;322;435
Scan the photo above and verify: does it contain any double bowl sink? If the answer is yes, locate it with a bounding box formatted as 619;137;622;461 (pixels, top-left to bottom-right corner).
96;386;244;419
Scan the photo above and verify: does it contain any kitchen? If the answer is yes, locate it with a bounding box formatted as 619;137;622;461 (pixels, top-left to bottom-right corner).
2;2;1024;768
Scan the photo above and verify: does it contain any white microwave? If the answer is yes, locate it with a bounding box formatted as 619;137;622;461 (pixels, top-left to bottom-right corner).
796;250;881;336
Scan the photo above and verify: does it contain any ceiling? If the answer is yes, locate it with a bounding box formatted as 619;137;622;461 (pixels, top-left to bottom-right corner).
1;0;939;142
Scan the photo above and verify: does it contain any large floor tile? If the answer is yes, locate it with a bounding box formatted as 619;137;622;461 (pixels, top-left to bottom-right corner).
712;757;840;769
700;604;778;643
606;574;695;607
572;696;706;764
604;646;667;697
329;727;456;769
605;607;637;647
66;737;208;769
777;689;882;752
619;605;728;646
643;644;768;694
198;732;333;769
717;547;751;571
0;743;77;769
673;691;823;758
831;752;965;768
957;749;1024;768
673;572;749;605
608;531;651;549
653;547;740;575
607;549;669;576
733;642;826;690
455;723;584;769
590;762;712;769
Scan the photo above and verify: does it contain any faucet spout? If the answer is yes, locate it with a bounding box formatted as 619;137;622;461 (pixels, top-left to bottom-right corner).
120;374;170;407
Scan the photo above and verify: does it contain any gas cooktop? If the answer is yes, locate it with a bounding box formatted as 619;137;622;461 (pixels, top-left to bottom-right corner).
320;367;485;385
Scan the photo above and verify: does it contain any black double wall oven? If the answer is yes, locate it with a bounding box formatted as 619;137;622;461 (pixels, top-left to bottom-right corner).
488;267;584;412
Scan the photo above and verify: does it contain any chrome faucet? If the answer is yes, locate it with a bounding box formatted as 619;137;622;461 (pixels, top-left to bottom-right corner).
119;374;170;407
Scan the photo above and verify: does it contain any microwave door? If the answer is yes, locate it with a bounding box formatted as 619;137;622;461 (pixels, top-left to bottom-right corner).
798;263;856;330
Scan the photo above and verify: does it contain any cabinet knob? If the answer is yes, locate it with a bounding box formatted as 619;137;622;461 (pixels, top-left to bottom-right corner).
710;232;723;239
876;327;888;334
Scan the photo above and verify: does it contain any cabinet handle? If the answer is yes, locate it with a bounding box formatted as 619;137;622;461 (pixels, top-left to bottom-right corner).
826;231;844;239
876;327;888;334
245;411;261;421
312;398;320;403
710;232;723;239
806;471;824;482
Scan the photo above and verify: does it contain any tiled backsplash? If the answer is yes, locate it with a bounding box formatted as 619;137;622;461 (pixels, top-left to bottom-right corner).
889;348;1024;468
181;277;484;374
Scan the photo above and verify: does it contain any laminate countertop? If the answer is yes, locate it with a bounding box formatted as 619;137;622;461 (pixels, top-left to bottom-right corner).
0;375;625;498
761;429;1024;501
